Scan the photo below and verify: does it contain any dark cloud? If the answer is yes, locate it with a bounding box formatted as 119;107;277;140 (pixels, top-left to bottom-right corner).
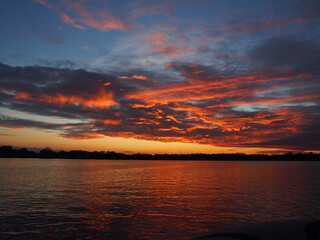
248;36;320;72
0;62;319;150
288;0;320;21
35;59;78;69
260;120;320;150
0;114;63;130
9;55;78;69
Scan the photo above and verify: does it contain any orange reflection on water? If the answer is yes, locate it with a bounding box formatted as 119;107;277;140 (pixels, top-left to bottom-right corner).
3;159;316;239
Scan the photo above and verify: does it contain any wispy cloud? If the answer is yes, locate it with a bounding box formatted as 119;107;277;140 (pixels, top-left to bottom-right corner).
35;0;132;31
34;0;53;9
81;45;93;50
58;11;86;30
133;1;173;16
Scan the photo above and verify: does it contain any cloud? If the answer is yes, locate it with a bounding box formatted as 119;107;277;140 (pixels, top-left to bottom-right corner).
119;75;149;80
0;133;15;137
0;114;65;130
35;0;132;32
81;46;93;50
0;62;119;115
34;0;53;9
35;59;78;68
201;0;320;43
138;31;202;58
0;61;319;150
9;55;78;69
248;36;320;72
61;1;132;31
57;11;86;30
133;1;173;16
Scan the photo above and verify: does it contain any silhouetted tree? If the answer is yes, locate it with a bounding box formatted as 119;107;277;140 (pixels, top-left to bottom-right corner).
0;145;319;161
39;147;56;158
0;146;14;157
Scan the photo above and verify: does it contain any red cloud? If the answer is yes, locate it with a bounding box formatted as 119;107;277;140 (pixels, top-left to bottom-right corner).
58;11;86;30
141;32;199;57
14;90;117;109
60;1;131;32
119;75;149;80
34;0;52;8
35;0;131;32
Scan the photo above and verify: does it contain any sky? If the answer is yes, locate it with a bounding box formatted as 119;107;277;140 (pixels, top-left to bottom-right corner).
0;0;319;154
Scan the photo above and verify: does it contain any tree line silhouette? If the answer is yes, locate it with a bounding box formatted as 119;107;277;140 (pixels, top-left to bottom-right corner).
0;145;319;161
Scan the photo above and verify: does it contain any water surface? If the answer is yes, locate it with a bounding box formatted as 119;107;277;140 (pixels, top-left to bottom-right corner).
0;158;320;239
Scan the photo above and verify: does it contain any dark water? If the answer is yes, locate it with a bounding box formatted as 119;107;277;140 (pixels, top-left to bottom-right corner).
0;159;320;239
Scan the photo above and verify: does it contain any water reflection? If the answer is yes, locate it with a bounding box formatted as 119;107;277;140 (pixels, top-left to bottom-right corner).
0;159;320;239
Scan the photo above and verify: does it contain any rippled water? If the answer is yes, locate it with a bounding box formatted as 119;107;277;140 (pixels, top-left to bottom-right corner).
0;158;320;239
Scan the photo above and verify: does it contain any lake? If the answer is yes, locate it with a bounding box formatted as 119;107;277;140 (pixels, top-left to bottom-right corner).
0;158;320;239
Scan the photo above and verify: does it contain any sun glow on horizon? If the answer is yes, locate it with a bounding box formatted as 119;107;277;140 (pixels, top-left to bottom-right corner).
0;126;308;155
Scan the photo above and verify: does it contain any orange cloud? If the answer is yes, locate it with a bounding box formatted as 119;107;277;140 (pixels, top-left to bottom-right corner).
58;11;86;30
35;0;130;32
14;90;117;109
60;1;130;32
40;91;116;108
14;91;31;101
102;119;121;125
119;75;149;80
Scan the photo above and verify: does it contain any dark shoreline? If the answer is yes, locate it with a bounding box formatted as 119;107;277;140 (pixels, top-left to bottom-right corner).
1;146;319;161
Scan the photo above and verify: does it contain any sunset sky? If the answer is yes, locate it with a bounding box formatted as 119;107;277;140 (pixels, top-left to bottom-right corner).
0;0;319;154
